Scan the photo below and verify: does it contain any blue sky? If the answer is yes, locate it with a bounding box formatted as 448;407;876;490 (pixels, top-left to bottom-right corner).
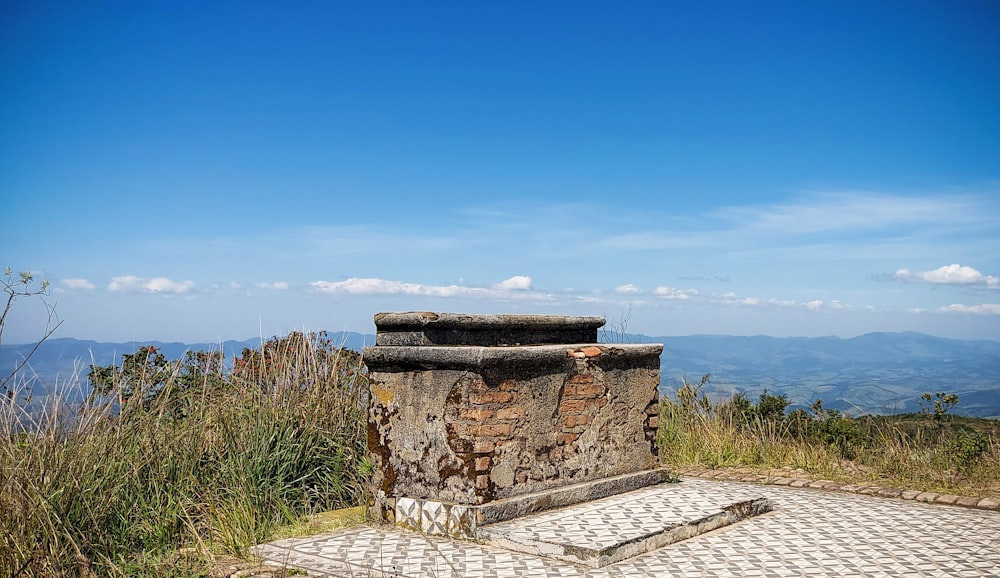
3;1;999;344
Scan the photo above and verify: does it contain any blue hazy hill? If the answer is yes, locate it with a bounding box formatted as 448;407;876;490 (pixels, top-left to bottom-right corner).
3;331;998;418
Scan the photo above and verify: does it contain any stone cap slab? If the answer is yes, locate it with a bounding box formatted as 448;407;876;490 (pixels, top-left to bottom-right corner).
363;343;664;372
373;312;606;346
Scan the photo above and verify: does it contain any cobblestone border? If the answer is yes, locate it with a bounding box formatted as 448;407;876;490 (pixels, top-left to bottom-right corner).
676;467;1000;511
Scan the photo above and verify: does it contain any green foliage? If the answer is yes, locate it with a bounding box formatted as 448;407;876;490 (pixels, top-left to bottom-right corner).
88;346;227;421
785;399;862;458
920;391;960;421
755;390;789;422
720;389;789;427
948;431;989;470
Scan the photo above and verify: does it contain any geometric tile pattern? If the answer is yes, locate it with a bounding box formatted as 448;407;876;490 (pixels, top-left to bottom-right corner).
421;500;448;535
478;482;771;566
394;496;472;537
254;478;1000;577
395;497;421;532
481;482;767;550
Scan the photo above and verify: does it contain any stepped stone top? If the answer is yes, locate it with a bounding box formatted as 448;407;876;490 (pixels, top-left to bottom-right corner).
372;311;606;347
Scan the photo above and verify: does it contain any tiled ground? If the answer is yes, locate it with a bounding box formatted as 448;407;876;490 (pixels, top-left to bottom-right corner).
254;479;1000;577
479;481;770;566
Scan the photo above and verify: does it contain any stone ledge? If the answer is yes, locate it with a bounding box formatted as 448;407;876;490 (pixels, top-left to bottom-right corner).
364;343;664;372
675;467;1000;512
373;312;606;346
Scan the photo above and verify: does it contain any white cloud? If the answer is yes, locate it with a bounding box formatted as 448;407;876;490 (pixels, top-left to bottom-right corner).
719;292;762;306
939;303;1000;315
716;292;827;309
653;286;697;300
310;276;550;301
615;284;642;294
108;275;194;294
494;275;532;290
258;281;289;290
894;264;999;288
803;299;851;312
61;278;95;290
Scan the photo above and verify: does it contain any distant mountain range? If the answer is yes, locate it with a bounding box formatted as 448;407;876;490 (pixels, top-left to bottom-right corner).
3;331;998;419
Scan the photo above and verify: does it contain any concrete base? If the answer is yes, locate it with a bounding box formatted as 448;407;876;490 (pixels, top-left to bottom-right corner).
393;468;676;537
476;479;772;568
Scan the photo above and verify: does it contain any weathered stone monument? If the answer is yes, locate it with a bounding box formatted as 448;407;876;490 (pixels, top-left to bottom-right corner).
363;312;670;537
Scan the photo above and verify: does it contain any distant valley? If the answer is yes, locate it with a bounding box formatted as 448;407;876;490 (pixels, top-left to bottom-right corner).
3;331;999;419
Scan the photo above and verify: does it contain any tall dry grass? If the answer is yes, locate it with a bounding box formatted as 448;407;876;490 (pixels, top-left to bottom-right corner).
0;331;368;577
658;377;1000;497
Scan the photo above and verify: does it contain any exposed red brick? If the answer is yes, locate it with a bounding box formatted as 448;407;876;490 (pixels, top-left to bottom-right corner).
496;438;525;449
474;456;492;471
565;383;603;397
466;423;511;437
559;399;585;413
460;408;494;421
476;475;490;490
473;439;496;453
496;406;526;419
470;391;513;404
568;373;594;384
557;432;579;445
581;346;603;358
585;397;609;410
561;415;577;428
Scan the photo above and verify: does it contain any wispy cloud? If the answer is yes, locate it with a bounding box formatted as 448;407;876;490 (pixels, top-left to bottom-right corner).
653;286;698;300
258;281;289;290
598;192;996;261
615;284;642;294
718;292;767;307
309;276;551;301
804;299;851;311
108;275;194;294
714;291;850;311
715;192;980;236
893;264;998;288
60;278;94;290
939;303;1000;315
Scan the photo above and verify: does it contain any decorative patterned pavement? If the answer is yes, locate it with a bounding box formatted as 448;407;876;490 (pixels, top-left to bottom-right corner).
254;478;1000;577
478;481;772;567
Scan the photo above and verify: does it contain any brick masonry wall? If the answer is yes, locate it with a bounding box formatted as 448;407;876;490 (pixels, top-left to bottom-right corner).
366;343;663;517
